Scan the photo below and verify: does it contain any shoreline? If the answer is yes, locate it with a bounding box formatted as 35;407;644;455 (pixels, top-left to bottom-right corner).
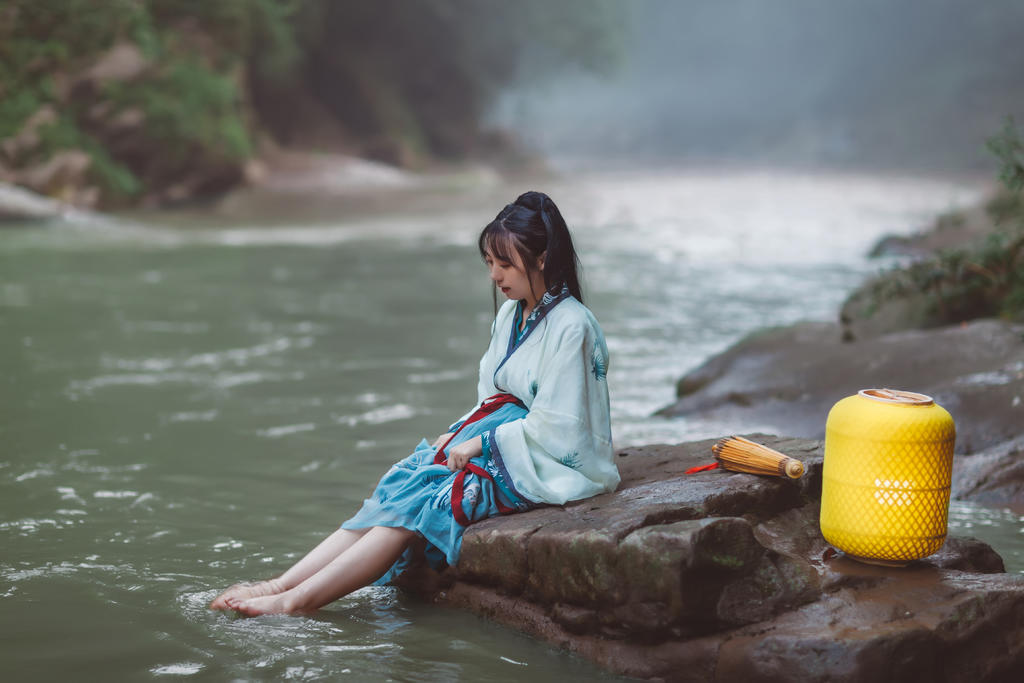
4;159;992;228
655;189;1024;506
397;435;1024;681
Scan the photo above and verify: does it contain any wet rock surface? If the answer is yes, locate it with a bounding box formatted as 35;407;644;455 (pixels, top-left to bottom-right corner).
0;181;66;221
952;434;1024;506
656;318;1024;457
843;194;1018;343
867;202;996;260
397;436;1024;682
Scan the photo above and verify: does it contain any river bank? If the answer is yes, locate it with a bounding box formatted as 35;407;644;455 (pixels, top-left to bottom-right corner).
397;435;1024;682
0;150;532;226
656;318;1024;458
658;189;1024;507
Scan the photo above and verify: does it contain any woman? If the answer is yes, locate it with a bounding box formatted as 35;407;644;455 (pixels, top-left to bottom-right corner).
212;191;618;615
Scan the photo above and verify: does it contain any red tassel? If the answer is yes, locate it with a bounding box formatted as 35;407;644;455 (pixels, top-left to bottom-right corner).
685;462;720;474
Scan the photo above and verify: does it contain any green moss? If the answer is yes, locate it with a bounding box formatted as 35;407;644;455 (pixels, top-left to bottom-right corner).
86;143;143;199
106;59;252;162
985;191;1023;225
987;116;1024;195
35;115;78;150
36;115;141;199
706;553;747;570
0;89;41;139
852;119;1024;325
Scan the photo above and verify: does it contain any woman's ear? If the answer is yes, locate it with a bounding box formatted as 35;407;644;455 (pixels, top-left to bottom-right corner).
538;251;547;271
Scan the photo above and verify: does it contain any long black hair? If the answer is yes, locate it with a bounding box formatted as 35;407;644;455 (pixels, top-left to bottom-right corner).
477;191;584;311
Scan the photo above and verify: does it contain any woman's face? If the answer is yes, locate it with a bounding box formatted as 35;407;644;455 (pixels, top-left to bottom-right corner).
484;248;544;305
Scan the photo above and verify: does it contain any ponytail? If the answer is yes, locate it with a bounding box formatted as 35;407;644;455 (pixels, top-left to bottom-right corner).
501;191;584;303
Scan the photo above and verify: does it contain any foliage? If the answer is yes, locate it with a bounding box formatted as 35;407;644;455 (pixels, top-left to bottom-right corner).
105;60;251;162
986;117;1024;195
859;120;1024;324
0;1;149;200
147;0;301;77
985;189;1024;226
270;0;627;159
0;0;302;202
36;115;142;198
1;0;625;204
864;231;1024;323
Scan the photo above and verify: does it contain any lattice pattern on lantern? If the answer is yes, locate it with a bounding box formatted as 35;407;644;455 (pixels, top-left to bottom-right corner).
820;389;956;563
874;479;913;506
822;478;949;560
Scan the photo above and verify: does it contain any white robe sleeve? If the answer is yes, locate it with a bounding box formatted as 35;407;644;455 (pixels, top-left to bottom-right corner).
491;317;619;505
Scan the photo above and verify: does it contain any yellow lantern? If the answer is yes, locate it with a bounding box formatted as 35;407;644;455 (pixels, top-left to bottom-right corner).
820;389;956;565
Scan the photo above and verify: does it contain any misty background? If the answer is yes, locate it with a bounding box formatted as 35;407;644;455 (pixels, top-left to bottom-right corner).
494;0;1024;173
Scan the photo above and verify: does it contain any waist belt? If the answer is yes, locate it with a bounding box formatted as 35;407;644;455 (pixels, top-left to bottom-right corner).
434;392;524;526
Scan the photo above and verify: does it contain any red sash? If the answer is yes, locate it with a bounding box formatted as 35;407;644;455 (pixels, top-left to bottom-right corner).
434;393;523;526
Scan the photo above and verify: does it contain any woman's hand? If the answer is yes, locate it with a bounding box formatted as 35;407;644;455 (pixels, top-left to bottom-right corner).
446;436;482;472
432;432;454;448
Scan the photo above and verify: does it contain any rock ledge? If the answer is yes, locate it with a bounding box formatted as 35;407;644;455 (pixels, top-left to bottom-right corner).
397;436;1024;682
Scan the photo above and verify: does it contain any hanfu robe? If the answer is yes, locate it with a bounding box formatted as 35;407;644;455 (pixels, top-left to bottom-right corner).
453;286;619;505
342;285;618;583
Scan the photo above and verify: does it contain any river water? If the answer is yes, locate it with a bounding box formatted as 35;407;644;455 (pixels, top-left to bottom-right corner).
2;169;1021;681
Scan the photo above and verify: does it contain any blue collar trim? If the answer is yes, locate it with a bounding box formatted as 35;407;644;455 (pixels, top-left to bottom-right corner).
494;285;571;384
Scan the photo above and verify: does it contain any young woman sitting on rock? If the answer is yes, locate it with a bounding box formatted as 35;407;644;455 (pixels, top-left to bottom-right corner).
211;190;619;615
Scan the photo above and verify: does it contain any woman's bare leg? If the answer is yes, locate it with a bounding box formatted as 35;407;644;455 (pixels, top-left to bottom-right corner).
210;527;370;609
227;526;415;615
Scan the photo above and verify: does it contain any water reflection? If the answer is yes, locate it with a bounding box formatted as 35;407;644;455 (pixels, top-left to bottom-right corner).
948;501;1024;573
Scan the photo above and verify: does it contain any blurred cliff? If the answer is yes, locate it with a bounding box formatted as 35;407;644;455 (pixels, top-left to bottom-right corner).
3;1;1023;212
0;0;623;209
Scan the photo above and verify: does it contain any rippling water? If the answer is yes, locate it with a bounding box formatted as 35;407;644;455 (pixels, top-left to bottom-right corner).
3;169;1020;681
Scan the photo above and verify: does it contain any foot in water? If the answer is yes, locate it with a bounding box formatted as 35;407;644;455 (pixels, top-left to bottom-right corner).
209;579;284;610
225;591;303;616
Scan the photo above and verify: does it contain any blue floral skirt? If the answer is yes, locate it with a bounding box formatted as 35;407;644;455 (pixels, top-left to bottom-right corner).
341;401;530;584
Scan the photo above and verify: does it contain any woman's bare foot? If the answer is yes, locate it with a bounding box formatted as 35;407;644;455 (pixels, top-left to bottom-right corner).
209;579;284;610
226;591;305;616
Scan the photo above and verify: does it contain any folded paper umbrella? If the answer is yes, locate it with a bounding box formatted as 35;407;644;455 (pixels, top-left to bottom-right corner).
706;436;805;479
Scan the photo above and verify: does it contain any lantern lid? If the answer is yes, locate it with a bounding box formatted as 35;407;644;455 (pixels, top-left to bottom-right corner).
858;388;934;406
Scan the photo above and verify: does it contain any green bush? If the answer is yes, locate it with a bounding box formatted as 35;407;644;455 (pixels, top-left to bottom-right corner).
36;114;141;199
2;0;624;205
105;60;251;162
0;0;288;203
860;119;1024;324
987;116;1024;195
